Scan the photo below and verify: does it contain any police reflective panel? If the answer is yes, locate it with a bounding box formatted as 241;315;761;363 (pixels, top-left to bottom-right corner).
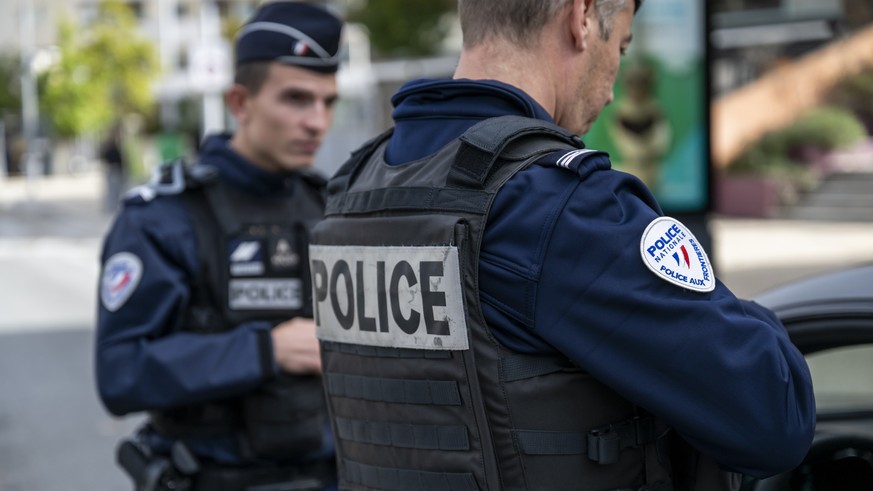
228;279;303;310
310;245;468;350
640;216;715;293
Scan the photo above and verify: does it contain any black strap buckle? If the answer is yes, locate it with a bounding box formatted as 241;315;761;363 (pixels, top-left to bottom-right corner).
587;417;656;465
588;427;622;464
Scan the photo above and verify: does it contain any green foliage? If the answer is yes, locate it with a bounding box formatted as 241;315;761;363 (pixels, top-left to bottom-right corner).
41;0;159;137
733;106;866;171
831;70;873;103
347;0;456;58
781;106;867;153
729;106;866;196
729;142;796;175
0;53;22;113
827;69;873;130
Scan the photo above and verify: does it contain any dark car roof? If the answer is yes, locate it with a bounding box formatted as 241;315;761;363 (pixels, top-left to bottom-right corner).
754;264;873;322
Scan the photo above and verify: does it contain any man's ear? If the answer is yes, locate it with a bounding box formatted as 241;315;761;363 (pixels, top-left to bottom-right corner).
225;84;250;122
570;0;596;51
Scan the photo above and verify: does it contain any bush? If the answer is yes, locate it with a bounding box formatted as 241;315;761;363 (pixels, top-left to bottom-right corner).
781;106;867;154
826;70;873;133
727;106;865;201
731;106;866;172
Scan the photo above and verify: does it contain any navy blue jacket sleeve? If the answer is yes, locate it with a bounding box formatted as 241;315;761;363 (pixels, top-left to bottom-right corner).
530;167;815;477
95;197;276;416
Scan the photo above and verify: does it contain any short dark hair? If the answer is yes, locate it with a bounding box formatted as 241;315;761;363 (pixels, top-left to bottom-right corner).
459;0;641;48
234;61;272;94
459;0;569;48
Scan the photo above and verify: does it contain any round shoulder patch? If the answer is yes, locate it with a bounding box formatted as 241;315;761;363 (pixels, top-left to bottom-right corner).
640;217;715;293
101;252;144;312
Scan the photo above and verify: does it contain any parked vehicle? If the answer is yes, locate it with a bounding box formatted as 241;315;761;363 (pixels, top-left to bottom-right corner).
750;264;873;490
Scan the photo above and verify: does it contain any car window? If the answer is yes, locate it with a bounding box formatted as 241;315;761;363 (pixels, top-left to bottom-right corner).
806;344;873;414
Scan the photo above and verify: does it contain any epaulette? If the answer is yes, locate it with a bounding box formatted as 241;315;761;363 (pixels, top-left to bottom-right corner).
123;159;219;204
536;148;612;180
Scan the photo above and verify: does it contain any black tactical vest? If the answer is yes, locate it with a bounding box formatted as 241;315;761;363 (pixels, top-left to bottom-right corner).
309;116;687;490
148;162;329;464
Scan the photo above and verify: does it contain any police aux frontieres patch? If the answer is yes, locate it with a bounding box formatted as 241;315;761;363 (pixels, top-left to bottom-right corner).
310;245;469;350
640;217;714;293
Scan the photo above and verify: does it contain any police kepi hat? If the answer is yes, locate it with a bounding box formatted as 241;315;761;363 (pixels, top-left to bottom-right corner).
235;2;343;73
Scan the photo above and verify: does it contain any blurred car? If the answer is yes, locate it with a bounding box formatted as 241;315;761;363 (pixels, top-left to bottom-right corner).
749;264;873;491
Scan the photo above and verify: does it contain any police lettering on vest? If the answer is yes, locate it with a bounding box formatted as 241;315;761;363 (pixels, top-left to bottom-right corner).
229;278;303;310
309;245;468;350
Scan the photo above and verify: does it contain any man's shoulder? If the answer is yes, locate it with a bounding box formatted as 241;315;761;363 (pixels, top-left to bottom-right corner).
505;147;659;217
123;160;219;206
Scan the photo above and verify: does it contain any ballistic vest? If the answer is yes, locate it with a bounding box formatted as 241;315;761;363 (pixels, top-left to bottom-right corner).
310;116;682;490
146;162;329;464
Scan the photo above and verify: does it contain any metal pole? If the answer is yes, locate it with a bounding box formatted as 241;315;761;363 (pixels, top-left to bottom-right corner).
20;0;41;193
199;0;225;139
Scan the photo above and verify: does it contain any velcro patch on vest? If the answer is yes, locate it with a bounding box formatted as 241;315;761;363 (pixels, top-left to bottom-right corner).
310;245;469;351
229;239;265;276
640;217;715;292
228;279;303;310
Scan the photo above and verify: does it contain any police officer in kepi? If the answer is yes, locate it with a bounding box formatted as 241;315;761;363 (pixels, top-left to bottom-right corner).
308;0;816;490
95;3;343;490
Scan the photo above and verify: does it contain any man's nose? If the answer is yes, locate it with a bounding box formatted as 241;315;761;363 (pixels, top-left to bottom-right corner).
304;102;331;133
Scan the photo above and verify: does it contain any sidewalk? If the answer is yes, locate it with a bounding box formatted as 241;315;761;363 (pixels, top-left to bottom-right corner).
0;171;113;239
2;172;873;299
710;218;873;296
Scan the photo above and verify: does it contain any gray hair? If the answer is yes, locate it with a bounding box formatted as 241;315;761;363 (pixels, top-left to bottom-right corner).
459;0;640;47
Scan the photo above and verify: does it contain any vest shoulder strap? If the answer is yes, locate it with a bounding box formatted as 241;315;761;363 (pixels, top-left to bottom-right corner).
327;128;395;195
448;115;585;189
179;182;225;332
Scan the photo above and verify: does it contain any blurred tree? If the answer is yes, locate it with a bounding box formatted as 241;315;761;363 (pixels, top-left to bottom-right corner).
222;15;245;44
0;53;22;114
346;0;455;58
41;0;159;138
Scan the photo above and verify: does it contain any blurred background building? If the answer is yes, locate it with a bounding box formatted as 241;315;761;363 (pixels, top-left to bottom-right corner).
712;0;846;95
710;0;873;222
0;0;871;218
0;0;463;181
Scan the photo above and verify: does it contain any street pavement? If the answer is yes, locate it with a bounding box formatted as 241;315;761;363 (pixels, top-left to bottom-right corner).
1;171;872;490
1;172;140;491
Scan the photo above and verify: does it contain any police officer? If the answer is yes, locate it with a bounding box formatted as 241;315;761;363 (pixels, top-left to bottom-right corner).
95;3;343;490
308;0;816;490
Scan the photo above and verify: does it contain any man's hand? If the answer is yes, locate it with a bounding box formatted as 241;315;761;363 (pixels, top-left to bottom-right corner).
270;318;322;374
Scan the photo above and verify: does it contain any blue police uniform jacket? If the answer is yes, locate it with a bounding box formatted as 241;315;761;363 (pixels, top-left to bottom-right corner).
382;78;816;478
95;134;334;466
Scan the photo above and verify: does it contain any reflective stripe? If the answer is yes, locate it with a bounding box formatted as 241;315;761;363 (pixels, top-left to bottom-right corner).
326;373;461;405
336;417;469;451
344;459;479;491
